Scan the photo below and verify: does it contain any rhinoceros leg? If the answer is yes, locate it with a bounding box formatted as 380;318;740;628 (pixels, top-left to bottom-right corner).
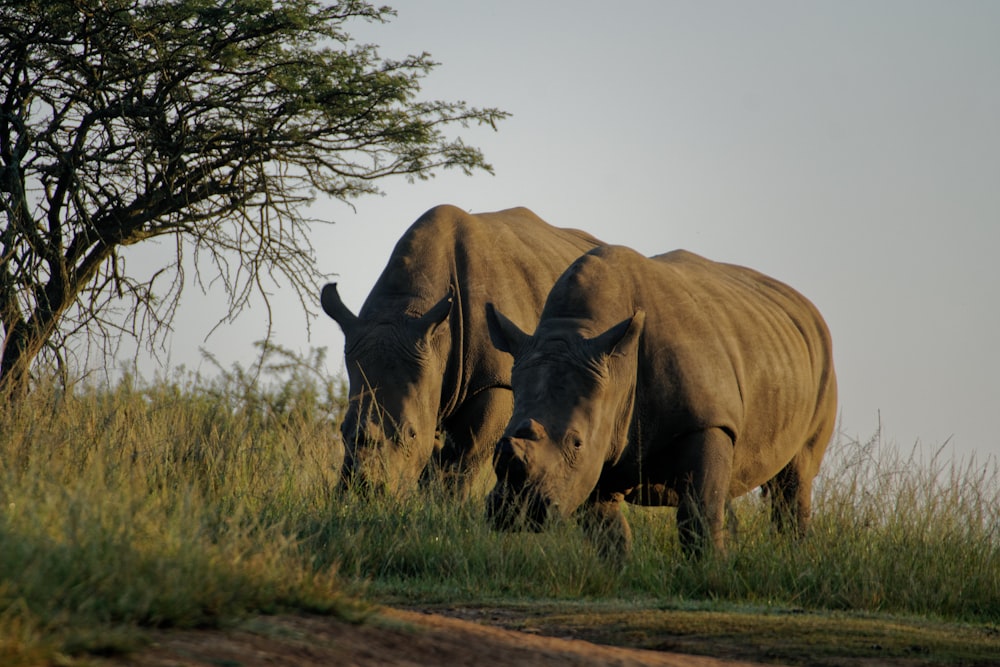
764;449;817;538
580;492;633;565
674;427;735;557
439;388;512;499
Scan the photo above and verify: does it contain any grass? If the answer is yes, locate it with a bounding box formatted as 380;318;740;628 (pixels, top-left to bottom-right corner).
0;345;355;665
0;345;997;663
321;429;999;625
327;476;999;617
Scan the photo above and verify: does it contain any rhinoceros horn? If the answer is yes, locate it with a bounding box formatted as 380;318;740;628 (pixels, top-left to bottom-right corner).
321;283;359;335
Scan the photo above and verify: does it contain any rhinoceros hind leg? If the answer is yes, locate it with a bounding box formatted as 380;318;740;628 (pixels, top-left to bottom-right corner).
765;416;833;538
764;453;815;538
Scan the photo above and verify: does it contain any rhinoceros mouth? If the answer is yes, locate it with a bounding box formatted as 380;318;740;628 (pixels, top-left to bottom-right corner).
486;486;549;532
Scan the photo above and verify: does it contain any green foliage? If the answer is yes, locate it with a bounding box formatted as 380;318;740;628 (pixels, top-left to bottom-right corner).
0;0;508;396
0;351;997;661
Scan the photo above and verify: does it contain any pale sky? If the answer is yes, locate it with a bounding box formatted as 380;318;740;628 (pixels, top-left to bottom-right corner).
132;2;1000;462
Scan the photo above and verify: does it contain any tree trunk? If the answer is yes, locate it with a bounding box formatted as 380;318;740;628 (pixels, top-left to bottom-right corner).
0;320;40;401
0;282;76;402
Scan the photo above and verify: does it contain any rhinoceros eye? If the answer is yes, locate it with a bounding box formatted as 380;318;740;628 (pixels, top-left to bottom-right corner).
565;430;583;450
562;431;584;465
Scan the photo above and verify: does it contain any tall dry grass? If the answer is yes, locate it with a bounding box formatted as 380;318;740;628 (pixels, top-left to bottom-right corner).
321;429;998;624
1;347;996;662
0;345;352;664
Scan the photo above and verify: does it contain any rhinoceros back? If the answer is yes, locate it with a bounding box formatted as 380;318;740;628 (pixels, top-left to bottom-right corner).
544;245;837;496
364;204;604;412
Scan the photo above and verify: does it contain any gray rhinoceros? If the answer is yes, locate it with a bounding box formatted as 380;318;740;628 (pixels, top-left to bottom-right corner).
322;205;602;496
485;245;837;557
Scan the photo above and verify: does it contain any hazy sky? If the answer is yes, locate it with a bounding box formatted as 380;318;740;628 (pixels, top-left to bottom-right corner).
134;2;1000;462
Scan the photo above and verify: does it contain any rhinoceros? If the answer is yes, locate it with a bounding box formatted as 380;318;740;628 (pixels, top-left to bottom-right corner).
322;205;602;496
485;245;837;558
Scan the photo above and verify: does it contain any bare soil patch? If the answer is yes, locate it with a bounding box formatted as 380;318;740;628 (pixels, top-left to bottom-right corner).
96;602;1000;667
103;607;764;667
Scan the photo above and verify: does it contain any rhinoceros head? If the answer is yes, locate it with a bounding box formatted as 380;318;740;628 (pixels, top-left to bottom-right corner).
484;303;645;530
322;283;452;495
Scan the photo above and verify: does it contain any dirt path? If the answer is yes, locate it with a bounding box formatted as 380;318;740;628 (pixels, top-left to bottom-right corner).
108;607;768;667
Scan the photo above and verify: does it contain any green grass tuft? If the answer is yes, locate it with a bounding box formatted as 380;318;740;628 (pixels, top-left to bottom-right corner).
0;345;997;663
0;346;354;661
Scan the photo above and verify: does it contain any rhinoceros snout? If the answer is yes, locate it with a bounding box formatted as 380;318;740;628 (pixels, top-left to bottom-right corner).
338;414;392;494
342;416;387;447
493;437;529;487
486;483;548;532
511;418;545;441
489;435;551;532
338;449;366;490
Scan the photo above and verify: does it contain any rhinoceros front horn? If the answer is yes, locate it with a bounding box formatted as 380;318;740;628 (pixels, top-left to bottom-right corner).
321;283;360;335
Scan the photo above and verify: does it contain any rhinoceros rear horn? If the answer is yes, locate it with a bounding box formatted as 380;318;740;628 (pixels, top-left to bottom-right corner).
321;283;360;335
486;303;530;357
589;309;646;359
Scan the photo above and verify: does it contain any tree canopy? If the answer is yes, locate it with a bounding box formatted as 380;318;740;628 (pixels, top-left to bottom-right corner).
0;0;506;396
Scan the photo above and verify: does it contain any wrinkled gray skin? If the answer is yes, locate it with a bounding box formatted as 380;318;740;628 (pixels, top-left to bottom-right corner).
486;245;837;559
322;205;602;497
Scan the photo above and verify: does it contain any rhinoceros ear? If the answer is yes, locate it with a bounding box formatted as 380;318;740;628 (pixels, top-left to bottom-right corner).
412;292;453;338
321;283;359;335
485;303;530;357
589;309;645;359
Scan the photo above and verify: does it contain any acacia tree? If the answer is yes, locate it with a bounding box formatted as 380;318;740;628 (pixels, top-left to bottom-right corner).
0;0;506;397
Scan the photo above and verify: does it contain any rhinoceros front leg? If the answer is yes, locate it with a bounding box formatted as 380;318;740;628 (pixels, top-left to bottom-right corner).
674;426;735;557
580;492;633;565
439;387;512;499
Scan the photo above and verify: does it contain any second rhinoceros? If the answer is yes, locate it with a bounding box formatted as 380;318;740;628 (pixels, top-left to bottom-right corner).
485;245;837;557
322;205;602;497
